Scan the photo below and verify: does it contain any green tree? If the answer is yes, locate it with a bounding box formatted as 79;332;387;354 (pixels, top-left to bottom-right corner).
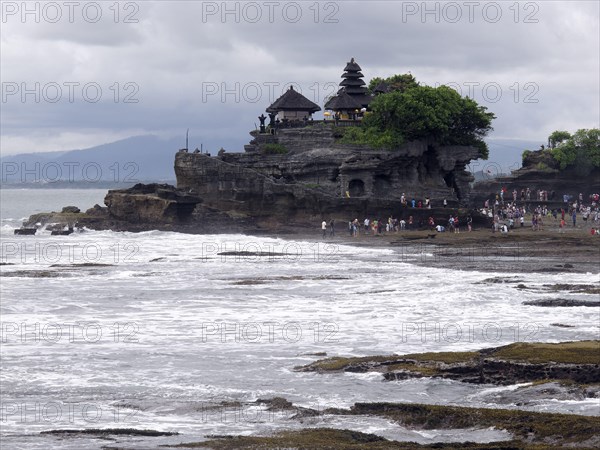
548;130;571;149
550;128;600;173
368;73;419;94
349;83;495;158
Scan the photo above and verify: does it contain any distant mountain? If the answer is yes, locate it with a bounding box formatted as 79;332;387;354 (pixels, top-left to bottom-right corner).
1;135;186;186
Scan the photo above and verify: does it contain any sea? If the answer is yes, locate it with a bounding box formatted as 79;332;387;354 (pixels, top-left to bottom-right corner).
1;189;599;449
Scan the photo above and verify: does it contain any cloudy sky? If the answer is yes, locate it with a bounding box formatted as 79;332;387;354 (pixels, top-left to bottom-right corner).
1;1;598;156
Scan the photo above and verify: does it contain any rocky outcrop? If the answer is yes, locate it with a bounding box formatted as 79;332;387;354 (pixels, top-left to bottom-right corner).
170;123;481;230
208;124;479;204
471;149;600;206
19;125;484;234
103;183;200;224
296;341;600;386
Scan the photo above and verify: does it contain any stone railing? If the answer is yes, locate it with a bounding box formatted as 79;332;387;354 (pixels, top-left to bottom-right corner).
257;119;363;131
330;119;362;127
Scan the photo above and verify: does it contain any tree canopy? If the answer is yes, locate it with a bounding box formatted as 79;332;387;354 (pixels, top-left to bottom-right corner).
367;74;419;93
549;129;600;173
342;75;495;159
548;130;571;149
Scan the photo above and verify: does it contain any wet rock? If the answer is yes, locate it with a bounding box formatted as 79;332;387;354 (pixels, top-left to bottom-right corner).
301;341;600;385
478;381;592;405
256;397;294;411
523;298;600;307
13;228;36;235
0;270;68;278
61;206;80;214
50;228;74;236
478;277;525;284
40;428;178;437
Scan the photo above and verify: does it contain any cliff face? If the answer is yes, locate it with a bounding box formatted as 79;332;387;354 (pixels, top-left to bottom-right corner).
73;184;248;233
104;184;199;224
176;124;480;220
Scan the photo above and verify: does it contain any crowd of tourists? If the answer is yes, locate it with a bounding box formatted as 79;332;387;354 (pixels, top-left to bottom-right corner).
321;214;474;238
482;189;600;234
320;189;600;238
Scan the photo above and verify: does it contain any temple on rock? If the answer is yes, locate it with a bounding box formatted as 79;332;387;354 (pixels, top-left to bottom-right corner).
67;57;494;233
168;57;482;224
30;58;599;236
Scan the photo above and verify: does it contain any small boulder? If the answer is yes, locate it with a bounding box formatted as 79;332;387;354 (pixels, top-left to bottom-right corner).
61;206;81;214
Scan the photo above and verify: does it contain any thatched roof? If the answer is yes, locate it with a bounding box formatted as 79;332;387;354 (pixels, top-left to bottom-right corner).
343;57;362;72
354;94;373;108
266;86;321;113
342;71;364;79
337;85;370;100
340;78;367;88
373;80;390;94
324;91;362;110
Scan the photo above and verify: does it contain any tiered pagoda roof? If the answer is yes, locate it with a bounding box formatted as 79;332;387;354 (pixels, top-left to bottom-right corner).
326;58;372;110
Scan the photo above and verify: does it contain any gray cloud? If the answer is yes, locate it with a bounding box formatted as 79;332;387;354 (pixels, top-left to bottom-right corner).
1;1;598;157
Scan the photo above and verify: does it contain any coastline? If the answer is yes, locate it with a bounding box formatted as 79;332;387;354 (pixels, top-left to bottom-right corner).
5;209;599;448
266;226;600;274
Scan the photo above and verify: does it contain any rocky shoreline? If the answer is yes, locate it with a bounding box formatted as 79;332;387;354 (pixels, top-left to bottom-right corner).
157;341;600;449
159;342;600;449
40;342;599;449
296;341;600;386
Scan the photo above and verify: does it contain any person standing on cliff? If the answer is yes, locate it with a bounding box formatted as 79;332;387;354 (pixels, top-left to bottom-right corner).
322;220;327;238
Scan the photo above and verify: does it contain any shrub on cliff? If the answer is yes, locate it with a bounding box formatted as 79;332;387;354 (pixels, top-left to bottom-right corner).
521;148;558;170
549;129;600;173
342;80;495;159
261;143;288;154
